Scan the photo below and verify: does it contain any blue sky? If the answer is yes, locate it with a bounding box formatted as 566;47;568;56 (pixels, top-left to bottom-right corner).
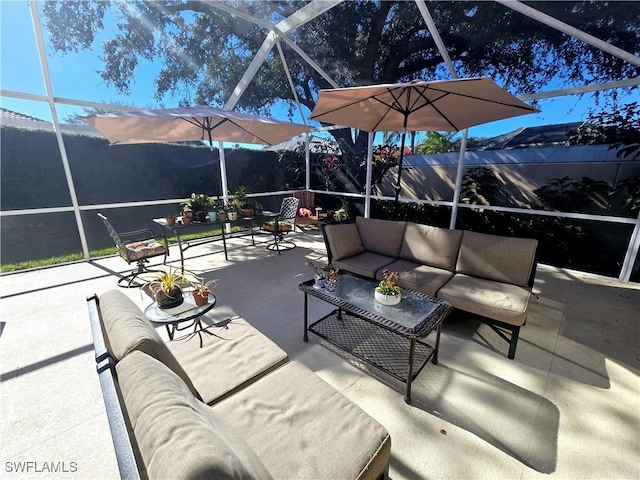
1;1;637;144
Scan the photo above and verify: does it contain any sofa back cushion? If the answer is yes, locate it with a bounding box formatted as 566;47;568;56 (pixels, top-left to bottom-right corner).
323;222;365;261
117;351;273;480
99;289;200;399
356;217;407;258
399;223;462;270
456;231;538;287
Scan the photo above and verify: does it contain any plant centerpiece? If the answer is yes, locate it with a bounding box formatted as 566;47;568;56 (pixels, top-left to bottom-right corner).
233;185;253;218
375;269;402;305
145;268;190;309
183;193;215;222
324;264;339;292
305;260;338;290
190;277;218;307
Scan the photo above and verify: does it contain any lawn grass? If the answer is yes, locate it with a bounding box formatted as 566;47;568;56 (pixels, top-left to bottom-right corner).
0;226;248;273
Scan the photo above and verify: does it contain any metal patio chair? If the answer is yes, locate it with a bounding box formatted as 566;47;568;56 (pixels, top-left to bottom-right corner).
261;197;299;254
98;213;169;288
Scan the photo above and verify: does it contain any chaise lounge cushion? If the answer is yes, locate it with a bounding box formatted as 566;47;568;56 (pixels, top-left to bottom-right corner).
323;223;365;261
455;231;538;287
117;351;273;480
98;289;200;398
332;251;396;279
378;259;454;297
213;360;391;480
167;317;288;405
399;223;462;271
437;274;532;326
356;217;407;258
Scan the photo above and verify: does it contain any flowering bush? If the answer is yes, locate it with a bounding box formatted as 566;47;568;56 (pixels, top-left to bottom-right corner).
372;145;412;167
319;154;343;190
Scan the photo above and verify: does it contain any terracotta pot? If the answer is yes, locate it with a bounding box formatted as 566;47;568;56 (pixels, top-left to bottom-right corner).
240;208;253;218
217;212;228;221
165;216;176;226
193;290;209;307
182;216;193;225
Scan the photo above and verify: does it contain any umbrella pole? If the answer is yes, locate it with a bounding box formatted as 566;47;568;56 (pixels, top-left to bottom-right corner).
394;126;408;206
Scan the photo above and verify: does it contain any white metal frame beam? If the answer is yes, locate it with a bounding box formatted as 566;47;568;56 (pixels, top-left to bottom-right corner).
28;1;90;261
223;0;342;110
415;0;471;230
496;0;640;67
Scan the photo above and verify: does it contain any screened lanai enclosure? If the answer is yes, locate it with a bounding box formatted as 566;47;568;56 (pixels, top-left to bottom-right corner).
1;0;639;283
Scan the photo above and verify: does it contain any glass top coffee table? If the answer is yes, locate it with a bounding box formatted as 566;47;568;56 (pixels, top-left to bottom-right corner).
145;289;216;346
299;272;452;403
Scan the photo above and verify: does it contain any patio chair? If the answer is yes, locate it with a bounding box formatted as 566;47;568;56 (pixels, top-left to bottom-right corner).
261;197;299;254
293;190;322;231
98;213;169;288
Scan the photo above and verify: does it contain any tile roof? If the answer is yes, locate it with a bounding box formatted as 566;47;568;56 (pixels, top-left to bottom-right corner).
0;107;46;122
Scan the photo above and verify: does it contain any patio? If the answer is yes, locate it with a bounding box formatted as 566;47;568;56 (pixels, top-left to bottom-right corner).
1;229;638;479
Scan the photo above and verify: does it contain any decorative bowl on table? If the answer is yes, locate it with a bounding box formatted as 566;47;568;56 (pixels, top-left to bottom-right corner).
374;289;401;306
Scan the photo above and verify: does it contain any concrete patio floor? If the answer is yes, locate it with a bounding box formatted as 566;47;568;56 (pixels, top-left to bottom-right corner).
1;229;639;479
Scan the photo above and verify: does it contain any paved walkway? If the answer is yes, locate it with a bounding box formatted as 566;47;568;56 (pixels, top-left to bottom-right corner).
1;231;639;479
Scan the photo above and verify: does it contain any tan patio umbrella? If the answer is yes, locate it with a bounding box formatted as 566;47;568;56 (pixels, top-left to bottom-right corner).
81;105;310;147
81;105;311;204
309;77;538;202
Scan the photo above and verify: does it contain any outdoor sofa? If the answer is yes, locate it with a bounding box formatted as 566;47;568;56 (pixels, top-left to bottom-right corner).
321;216;538;359
87;290;391;479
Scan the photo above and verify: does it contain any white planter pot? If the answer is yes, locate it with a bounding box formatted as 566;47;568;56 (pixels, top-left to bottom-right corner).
374;289;401;306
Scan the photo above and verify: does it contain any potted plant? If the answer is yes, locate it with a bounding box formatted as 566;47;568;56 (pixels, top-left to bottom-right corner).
305;260;328;289
227;200;239;221
145;268;190;309
375;269;402;305
183;193;215;222
233;185;253;218
190;277;218;307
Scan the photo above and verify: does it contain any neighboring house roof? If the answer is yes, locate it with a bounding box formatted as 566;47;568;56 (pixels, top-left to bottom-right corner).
264;133;341;154
0;107;104;137
470;121;583;150
0;107;46;122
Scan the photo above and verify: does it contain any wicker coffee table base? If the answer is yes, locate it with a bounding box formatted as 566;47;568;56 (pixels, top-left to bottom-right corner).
308;309;438;402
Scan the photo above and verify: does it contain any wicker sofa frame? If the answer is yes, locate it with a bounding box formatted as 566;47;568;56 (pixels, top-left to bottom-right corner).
320;217;538;360
87;290;391;479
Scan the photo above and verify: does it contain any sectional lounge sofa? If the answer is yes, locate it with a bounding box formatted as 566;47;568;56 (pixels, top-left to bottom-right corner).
87;290;391;479
321;216;538;359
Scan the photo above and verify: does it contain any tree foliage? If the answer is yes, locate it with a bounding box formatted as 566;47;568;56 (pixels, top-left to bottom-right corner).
43;0;640;192
567;102;640;160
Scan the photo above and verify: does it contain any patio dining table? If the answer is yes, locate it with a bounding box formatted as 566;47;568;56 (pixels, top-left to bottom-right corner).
154;211;278;269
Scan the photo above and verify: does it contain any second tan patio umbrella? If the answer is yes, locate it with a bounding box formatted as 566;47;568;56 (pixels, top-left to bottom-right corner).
309;77;538;202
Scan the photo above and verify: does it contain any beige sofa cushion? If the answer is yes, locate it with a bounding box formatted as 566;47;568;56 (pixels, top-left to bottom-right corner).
214;361;391;480
167;316;288;405
456;231;538;287
437;274;532;326
356;217;407;258
324;223;365;261
333;251;396;279
399;223;462;271
379;259;454;297
99;289;200;398
117;351;273;480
